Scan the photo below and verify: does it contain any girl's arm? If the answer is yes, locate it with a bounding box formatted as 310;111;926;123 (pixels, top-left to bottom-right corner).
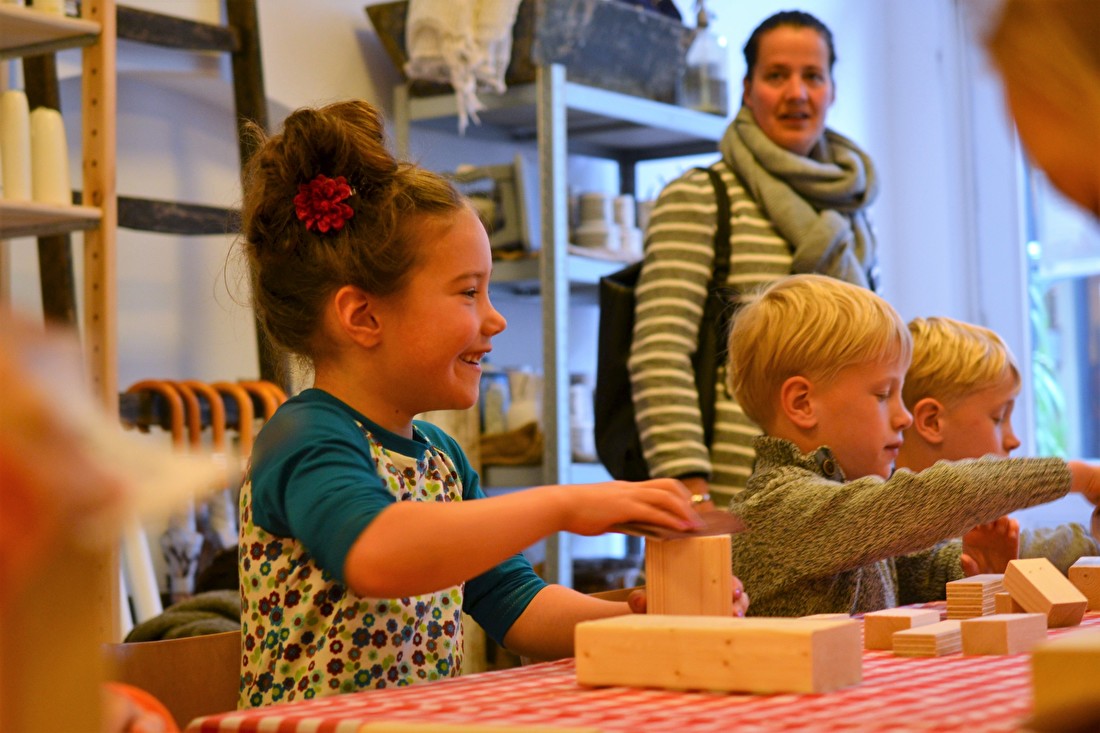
502;579;750;661
502;586;630;661
343;479;697;598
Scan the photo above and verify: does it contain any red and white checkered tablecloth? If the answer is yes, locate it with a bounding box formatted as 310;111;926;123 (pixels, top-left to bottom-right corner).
186;609;1100;733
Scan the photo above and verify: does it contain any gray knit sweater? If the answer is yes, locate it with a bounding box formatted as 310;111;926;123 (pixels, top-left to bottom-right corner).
731;437;1072;617
628;162;791;504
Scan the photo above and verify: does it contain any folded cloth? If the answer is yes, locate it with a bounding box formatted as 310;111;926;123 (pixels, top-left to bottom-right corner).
480;421;543;466
471;0;522;93
405;0;521;134
124;589;240;642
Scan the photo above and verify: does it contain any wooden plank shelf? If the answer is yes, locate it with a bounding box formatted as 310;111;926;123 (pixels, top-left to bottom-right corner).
0;200;102;239
0;4;100;59
116;4;238;53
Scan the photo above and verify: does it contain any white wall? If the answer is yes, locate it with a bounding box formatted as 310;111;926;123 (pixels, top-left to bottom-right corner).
4;0;1081;531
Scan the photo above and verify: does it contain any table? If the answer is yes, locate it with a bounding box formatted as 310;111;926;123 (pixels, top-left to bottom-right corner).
187;609;1099;733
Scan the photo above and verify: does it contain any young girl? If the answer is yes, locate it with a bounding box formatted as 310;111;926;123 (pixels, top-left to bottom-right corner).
236;100;746;708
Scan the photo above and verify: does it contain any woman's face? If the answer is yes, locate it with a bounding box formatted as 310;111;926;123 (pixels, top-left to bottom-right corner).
743;25;835;156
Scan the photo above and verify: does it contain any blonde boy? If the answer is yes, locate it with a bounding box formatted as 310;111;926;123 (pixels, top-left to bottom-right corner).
725;274;1100;617
898;316;1099;573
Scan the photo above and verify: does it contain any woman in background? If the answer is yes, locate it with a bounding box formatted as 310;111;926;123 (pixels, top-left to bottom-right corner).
629;10;880;508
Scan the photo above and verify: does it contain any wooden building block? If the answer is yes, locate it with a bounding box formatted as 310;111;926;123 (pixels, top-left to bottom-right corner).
575;615;862;694
892;620;962;657
994;591;1025;614
960;613;1047;655
946;574;1003;619
1067;557;1100;611
1031;630;1100;721
863;608;941;650
802;613;852;620
644;535;731;616
1003;558;1088;628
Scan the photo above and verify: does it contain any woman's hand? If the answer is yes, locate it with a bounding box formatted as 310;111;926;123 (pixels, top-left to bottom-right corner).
554;478;702;537
626;576;749;617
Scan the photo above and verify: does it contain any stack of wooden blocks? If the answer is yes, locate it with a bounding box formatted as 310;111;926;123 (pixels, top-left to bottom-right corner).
945;574;1004;619
575;534;863;695
862;556;1097;663
575;540;1100;704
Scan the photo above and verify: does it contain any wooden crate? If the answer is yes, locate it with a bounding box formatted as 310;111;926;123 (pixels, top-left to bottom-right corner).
366;0;692;103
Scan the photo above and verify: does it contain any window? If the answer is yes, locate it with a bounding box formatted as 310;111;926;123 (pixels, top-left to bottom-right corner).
1023;165;1100;460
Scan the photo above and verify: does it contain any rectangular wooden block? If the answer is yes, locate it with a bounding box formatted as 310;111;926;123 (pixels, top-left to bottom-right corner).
946;574;1003;619
994;591;1026;614
1068;557;1100;611
575;615;862;694
1004;558;1088;628
1031;629;1100;720
645;534;732;616
863;608;941;650
892;620;962;657
960;613;1048;655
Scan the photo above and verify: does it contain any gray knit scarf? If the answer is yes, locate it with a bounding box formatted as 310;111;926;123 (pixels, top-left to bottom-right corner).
720;105;879;289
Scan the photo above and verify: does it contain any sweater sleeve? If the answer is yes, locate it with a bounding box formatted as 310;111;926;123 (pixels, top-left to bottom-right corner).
733;453;1072;586
629;166;719;479
1021;522;1100;574
894;540;965;604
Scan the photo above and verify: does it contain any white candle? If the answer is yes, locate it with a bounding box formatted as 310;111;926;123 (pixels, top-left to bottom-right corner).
30;106;71;206
0;90;32;201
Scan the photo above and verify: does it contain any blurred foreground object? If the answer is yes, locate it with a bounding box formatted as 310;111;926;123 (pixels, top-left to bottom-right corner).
0;313;226;732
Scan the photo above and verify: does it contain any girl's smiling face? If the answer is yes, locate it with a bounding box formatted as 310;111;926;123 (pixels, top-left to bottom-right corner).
376;207;507;421
743;25;835;156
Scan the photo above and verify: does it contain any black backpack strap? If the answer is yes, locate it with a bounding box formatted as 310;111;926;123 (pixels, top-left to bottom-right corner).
689;165;734;451
698;166;731;291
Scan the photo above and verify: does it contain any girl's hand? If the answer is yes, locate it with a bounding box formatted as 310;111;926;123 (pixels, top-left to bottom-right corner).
626;576;749;617
555;478;701;536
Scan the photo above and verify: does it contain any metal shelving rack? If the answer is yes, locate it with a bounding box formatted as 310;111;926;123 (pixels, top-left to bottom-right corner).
394;63;726;585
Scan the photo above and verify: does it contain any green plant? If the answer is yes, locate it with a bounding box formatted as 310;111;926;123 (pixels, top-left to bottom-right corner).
1029;280;1068;457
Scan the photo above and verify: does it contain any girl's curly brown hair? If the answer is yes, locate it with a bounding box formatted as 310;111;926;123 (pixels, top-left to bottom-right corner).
239;99;465;364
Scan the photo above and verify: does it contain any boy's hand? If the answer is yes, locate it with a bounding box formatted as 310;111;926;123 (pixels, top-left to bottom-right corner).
960;516;1020;575
1068;460;1100;505
626;576;749;617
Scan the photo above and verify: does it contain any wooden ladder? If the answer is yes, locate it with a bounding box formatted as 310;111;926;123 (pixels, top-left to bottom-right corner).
24;0;278;385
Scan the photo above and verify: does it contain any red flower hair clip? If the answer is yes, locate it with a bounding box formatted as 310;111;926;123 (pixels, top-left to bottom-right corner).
294;174;354;233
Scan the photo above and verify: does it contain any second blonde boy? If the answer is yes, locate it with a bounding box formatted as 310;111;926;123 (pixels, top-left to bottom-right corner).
725;274;1100;617
898;316;1099;574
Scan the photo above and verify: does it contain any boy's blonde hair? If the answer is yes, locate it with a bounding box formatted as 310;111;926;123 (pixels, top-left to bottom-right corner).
726;274;912;428
903;316;1020;410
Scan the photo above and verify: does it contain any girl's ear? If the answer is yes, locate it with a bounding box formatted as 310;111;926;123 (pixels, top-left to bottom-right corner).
779;376;817;429
331;285;382;348
910;397;946;445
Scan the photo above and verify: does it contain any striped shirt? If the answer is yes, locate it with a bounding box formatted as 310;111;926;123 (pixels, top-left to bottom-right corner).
628;161;793;506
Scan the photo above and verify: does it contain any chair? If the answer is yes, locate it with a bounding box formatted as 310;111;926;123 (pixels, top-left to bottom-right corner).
103;630;241;729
